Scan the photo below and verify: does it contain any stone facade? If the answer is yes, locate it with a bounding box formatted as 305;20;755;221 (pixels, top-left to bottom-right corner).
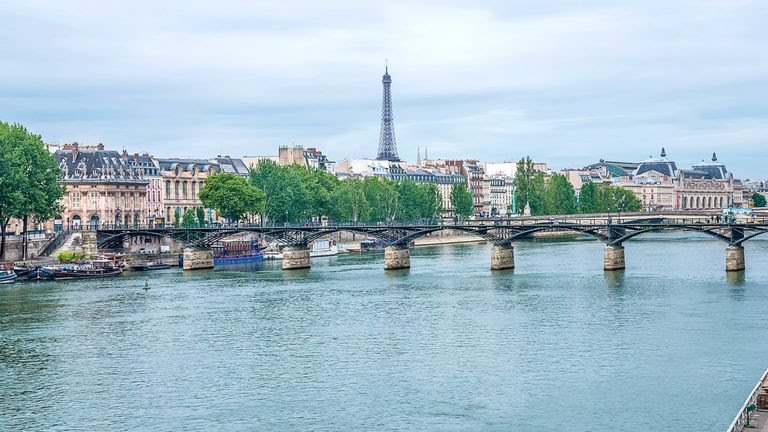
54;143;148;229
156;158;217;224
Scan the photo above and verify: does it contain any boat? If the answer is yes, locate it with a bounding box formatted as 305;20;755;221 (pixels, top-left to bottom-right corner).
13;265;54;281
0;266;17;284
212;240;265;266
130;263;171;271
310;238;340;257
50;259;123;280
263;239;341;260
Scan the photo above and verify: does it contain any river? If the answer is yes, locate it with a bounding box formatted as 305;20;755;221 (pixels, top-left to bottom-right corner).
2;232;767;431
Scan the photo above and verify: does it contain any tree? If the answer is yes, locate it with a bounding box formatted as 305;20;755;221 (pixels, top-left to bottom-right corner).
181;209;197;227
450;183;473;219
199;173;265;223
363;176;399;222
752;193;766;208
543;173;576;215
249;160;310;223
513;156;537;215
577;182;599;214
330;178;369;222
196;207;206;225
527;171;547;215
0;121;64;259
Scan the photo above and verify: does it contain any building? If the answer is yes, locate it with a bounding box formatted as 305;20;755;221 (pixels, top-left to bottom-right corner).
54;143;148;229
125;152;163;225
601;149;745;211
155;158;218;224
278;146;334;172
212;156;250;178
487;177;514;217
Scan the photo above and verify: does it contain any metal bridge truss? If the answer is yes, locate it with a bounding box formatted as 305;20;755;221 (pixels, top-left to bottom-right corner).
96;222;768;250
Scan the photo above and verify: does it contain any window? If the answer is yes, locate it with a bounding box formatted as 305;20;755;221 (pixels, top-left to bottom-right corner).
165;180;171;196
175;181;180;199
71;192;81;209
191;181;196;197
182;181;188;199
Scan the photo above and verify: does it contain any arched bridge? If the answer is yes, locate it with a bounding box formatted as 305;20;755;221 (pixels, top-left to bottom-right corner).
96;216;768;273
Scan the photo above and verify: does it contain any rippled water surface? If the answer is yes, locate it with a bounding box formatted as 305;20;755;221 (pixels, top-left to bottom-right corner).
2;234;768;431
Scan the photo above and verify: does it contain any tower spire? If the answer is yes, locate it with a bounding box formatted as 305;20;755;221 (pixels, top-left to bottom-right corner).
416;146;421;166
376;63;400;162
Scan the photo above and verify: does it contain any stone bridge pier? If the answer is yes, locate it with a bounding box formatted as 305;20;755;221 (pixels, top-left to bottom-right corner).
183;247;214;270
603;245;625;271
384;245;410;270
726;245;745;272
282;245;311;270
490;244;515;270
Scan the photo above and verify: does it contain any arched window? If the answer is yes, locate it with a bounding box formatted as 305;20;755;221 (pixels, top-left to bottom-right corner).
175;181;180;199
182;181;188;199
165;180;171;196
696;197;700;208
191;181;196;197
682;196;687;209
708;197;712;208
719;197;724;208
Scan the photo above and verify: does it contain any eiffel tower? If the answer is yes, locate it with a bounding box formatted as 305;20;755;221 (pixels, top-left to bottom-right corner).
376;63;400;162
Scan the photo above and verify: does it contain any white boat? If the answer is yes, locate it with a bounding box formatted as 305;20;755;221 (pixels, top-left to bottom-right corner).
310;238;339;257
264;239;340;260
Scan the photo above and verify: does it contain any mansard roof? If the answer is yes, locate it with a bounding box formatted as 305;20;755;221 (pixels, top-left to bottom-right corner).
54;150;147;184
635;148;677;177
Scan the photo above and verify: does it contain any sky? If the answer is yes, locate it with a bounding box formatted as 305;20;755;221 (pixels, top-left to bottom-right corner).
1;0;767;177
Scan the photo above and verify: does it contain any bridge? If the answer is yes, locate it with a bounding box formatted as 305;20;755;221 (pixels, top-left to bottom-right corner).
95;212;768;273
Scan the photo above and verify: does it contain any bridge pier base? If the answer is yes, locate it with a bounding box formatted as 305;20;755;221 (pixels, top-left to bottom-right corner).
384;245;410;270
726;245;745;272
604;245;625;271
490;244;515;270
183;247;214;270
282;246;311;270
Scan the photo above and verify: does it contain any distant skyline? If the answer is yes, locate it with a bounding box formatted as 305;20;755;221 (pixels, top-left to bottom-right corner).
1;1;767;177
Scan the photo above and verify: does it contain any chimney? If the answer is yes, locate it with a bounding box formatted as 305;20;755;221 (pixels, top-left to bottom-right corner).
121;149;129;161
71;143;79;161
97;142;104;150
134;153;139;162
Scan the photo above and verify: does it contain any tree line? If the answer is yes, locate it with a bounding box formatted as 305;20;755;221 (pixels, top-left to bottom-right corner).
199;160;444;224
512;156;642;216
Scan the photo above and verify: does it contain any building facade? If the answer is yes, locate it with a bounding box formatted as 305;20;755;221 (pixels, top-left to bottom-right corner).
156;158;218;224
54;143;148;229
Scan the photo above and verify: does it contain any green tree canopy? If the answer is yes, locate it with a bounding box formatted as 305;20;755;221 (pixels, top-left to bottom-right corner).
542;173;576;215
199;173;265;223
577;183;642;213
752;192;766;208
181;209;197;227
450;183;474;219
0;121;64;259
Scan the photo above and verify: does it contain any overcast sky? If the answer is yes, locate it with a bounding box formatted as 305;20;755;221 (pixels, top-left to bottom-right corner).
2;0;767;177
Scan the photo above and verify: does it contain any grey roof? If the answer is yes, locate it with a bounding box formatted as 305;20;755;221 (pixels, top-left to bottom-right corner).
54;150;148;184
155;158;217;172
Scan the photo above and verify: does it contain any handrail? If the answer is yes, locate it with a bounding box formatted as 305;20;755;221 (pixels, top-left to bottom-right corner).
39;229;71;257
727;368;768;432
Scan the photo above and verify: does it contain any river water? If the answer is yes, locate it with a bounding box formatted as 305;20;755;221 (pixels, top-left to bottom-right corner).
2;233;768;431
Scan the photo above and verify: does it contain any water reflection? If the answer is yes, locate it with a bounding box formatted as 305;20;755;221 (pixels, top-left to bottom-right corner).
604;269;625;290
726;270;746;286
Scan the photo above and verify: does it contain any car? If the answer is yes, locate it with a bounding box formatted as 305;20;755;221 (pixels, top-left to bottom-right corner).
138;248;153;254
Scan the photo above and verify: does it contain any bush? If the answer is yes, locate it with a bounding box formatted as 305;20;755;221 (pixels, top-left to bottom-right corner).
57;251;83;263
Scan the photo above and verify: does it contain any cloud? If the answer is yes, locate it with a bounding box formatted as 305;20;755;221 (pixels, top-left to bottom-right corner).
0;0;766;177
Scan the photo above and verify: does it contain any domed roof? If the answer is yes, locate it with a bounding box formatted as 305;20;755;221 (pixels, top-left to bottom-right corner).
635;147;677;177
691;152;728;179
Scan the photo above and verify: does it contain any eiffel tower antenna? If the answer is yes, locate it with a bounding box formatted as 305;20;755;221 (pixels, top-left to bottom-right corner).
376;61;400;162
